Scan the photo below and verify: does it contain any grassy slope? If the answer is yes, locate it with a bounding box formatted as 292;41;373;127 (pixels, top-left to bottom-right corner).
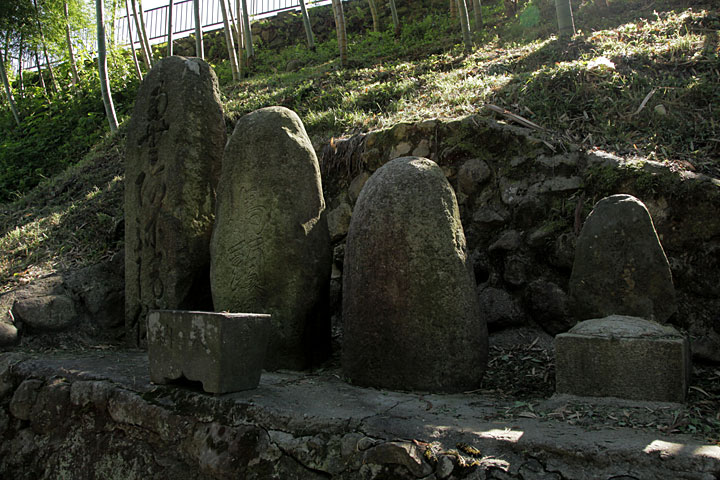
0;0;718;292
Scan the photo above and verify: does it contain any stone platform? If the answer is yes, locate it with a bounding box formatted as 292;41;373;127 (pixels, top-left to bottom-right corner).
556;316;691;403
1;351;718;479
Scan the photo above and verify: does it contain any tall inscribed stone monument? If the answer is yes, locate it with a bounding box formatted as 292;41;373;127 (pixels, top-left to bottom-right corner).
210;106;331;370
342;156;488;392
125;56;226;346
569;194;677;322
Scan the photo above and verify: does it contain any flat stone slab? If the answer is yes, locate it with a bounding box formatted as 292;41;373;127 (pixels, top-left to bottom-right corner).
1;351;718;479
555;315;690;402
147;310;270;393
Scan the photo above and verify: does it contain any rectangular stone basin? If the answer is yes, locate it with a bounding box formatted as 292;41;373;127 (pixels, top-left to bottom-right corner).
555;315;690;403
147;310;271;394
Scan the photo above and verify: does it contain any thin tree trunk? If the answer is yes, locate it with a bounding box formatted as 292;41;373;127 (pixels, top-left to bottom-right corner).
137;0;154;66
299;0;315;49
131;0;152;67
388;0;400;35
472;0;483;32
3;33;9;65
96;0;119;132
64;1;81;86
167;0;174;56
219;0;240;81
0;54;21;127
125;0;143;79
331;0;347;67
110;0;119;48
367;0;380;33
193;0;204;58
234;0;244;76
34;50;48;95
241;0;254;59
457;0;472;51
32;0;59;93
450;0;457;19
555;0;575;39
17;36;24;98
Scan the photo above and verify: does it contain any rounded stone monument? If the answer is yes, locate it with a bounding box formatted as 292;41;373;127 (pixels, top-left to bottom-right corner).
569;194;677;323
210;106;331;371
125;56;226;346
342;156;488;392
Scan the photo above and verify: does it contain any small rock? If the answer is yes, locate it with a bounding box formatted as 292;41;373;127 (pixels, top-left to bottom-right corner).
513;195;543;228
392;124;411;140
412;139;431;157
327;202;353;242
348;172;370;204
0;322;18;347
363;442;433;478
333;243;346;266
489;230;522;252
31;379;72;434
436;455;455;479
457;158;491;197
504;255;529;286
286;59;304;72
418;119;437;131
9;379;43;420
69;380;113;409
478;287;526;331
527;279;574;335
12;295;77;332
357;436;378;451
473;207;508;226
389;142;412;159
551;232;576;269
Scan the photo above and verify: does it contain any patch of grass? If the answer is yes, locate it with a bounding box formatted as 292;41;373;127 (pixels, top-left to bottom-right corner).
0;128;125;293
0;0;718;288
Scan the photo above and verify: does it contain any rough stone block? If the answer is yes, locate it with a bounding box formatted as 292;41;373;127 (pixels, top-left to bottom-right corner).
555;315;690;402
147;310;271;394
210;106;331;371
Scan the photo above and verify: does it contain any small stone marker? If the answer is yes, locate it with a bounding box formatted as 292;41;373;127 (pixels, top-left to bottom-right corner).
569;194;677;322
210;106;331;371
147;310;270;394
342;156;488;392
125;56;226;346
555;315;690;402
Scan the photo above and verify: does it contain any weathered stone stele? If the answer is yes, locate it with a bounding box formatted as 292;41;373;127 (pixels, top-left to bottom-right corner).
147;310;270;393
555;315;690;402
569;194;677;322
210;106;331;371
342;156;488;392
125;56;225;346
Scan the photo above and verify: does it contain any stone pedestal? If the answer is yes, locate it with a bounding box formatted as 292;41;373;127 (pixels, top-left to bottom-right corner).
555;315;690;402
147;310;270;394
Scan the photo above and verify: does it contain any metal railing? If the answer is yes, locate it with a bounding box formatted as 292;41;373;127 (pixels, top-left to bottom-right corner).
17;0;329;72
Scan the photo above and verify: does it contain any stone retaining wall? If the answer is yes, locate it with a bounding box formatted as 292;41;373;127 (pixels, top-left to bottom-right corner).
320;115;720;359
2;351;719;479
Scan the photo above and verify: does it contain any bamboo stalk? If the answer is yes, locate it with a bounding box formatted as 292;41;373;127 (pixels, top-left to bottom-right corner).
331;0;347;66
137;0;154;66
167;0;174;56
64;1;81;86
219;0;240;81
131;0;152;67
388;0;400;35
125;0;143;79
299;0;315;49
193;0;204;59
367;0;380;32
